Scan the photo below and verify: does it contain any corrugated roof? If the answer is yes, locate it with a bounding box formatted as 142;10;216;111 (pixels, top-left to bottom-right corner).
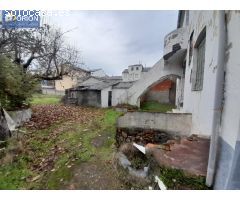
77;76;121;90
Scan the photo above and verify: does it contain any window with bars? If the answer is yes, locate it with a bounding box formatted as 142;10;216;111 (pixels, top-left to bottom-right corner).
192;29;206;91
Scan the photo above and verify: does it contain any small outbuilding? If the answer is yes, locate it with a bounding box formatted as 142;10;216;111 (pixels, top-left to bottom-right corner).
65;76;122;107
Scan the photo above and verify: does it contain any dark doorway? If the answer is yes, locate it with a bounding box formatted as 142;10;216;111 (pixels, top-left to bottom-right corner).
108;91;112;107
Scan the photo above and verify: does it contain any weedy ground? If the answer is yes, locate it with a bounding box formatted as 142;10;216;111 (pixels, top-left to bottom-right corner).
0;95;209;190
30;94;62;105
0;102;126;189
140;101;176;113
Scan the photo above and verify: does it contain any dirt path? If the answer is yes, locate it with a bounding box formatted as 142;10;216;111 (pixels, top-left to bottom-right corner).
63;131;125;190
65;157;123;190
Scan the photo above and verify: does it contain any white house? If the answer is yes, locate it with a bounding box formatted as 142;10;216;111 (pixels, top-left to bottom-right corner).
122;64;151;82
115;10;240;189
171;11;240;189
41;66;90;95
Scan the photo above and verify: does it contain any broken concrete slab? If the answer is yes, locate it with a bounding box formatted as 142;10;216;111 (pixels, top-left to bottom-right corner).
148;136;210;176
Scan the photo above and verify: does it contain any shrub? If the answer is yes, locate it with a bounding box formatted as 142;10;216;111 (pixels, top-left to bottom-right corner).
0;55;37;110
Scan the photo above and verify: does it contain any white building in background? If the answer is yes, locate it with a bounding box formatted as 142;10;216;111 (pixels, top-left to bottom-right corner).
122;64;151;82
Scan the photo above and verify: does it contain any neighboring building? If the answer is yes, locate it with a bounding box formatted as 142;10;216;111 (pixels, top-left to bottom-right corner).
122;64;151;82
112;81;134;106
41;67;90;95
65;76;122;107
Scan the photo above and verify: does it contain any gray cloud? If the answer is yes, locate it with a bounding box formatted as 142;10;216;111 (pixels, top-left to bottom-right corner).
50;10;178;75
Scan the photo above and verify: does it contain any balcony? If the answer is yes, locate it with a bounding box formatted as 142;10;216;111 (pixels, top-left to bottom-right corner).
163;26;188;63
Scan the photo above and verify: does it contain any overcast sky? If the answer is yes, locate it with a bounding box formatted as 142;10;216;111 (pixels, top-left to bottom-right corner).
50;11;178;75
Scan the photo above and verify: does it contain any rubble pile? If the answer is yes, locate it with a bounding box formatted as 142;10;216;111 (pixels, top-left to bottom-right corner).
116;127;172;147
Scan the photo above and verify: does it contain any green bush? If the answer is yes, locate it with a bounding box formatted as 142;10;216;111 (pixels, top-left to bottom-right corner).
0;55;37;110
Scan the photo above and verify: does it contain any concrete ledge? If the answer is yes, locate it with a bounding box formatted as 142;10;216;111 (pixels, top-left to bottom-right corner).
8;108;32;127
117;111;192;136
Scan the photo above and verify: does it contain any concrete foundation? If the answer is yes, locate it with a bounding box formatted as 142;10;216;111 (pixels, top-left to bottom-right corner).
117;112;192;136
8;108;32;127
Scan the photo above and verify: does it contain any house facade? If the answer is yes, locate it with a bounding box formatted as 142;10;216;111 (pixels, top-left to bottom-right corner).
162;10;240;189
114;10;240;189
122;64;151;82
41;67;90;95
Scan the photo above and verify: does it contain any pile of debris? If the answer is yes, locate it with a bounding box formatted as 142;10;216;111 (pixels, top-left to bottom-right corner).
115;134;210;190
115;142;167;190
116;127;173;147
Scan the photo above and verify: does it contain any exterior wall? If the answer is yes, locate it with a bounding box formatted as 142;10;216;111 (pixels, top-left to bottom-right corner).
143;90;170;103
141;80;175;104
164;26;188;59
182;11;221;137
127;59;183;106
122;65;145;82
55;75;77;91
112;88;129;106
47;69;89;92
176;11;240;189
214;11;240;189
76;90;101;107
42;88;65;95
117;112;192;136
101;86;112;108
175;77;185;107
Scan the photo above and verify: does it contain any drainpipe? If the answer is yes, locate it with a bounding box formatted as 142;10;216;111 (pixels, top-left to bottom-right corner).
206;10;226;187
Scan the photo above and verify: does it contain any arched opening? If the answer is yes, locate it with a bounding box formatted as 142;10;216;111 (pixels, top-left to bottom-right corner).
139;75;180;112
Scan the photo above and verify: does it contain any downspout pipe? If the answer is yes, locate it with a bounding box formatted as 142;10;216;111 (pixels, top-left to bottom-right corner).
206;10;226;187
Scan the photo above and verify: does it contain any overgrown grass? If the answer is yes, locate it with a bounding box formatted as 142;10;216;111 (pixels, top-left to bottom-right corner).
140;101;176;113
30;94;61;105
0;108;121;189
155;166;209;190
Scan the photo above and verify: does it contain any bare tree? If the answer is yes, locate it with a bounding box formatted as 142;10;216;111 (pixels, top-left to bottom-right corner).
0;24;81;80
